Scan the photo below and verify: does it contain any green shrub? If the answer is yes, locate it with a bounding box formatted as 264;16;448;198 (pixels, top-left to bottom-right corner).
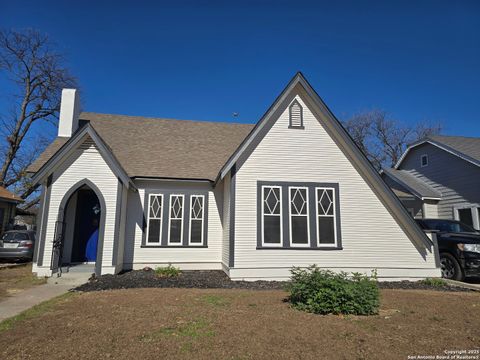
287;265;379;315
154;265;181;277
419;277;446;287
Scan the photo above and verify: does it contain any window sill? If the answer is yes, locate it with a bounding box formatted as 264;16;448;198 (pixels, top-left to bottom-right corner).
141;245;208;248
288;125;305;130
256;246;342;250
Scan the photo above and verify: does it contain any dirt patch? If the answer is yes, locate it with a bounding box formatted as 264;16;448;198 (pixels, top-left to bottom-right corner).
75;269;471;292
0;263;46;300
0;288;478;359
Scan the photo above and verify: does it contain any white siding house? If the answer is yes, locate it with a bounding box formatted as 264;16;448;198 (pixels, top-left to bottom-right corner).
230;94;437;280
29;74;440;281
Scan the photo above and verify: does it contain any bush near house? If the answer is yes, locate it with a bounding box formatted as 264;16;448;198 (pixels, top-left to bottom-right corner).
287;265;380;315
154;265;181;277
419;278;447;287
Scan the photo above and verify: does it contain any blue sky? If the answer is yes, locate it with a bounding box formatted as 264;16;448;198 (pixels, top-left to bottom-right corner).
1;0;479;137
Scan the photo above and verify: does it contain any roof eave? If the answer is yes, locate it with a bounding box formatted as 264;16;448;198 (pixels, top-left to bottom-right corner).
395;139;480;169
132;176;214;183
382;170;442;202
0;197;23;203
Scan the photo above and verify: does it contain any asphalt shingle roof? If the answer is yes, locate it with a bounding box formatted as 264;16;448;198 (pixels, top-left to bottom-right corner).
0;186;23;202
428;135;480;165
28;113;255;181
382;168;442;200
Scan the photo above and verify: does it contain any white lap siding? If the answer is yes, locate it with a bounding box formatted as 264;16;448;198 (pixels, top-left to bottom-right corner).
39;143;119;275
123;180;223;269
232;95;438;280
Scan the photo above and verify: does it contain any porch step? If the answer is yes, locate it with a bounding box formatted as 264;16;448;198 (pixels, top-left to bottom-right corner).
61;264;95;273
47;270;92;287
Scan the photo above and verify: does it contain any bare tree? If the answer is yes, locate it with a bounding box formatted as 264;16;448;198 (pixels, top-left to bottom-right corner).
0;29;77;208
343;110;441;170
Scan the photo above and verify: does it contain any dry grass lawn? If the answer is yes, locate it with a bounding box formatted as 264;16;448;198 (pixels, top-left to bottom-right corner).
0;288;478;360
0;264;46;300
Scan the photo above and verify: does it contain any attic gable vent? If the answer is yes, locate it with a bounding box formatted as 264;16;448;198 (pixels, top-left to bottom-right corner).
79;136;96;150
289;100;304;129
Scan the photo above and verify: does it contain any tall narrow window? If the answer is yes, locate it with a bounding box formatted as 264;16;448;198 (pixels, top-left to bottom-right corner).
316;188;337;246
189;195;204;245
168;194;184;244
289;187;309;246
262;186;282;246
289;100;304;128
421;154;428;167
146;194;163;244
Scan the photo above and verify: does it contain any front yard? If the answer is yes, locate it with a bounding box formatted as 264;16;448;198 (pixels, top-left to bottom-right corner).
0;288;478;359
0;264;46;300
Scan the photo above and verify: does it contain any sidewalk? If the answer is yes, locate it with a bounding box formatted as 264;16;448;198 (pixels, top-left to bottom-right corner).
0;272;90;322
444;279;480;292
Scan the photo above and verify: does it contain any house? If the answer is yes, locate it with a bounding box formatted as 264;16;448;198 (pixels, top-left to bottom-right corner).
0;186;23;234
383;135;480;229
28;73;440;281
14;207;37;231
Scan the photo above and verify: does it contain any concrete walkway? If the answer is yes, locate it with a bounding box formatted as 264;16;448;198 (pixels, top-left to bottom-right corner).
444;279;480;291
0;271;91;322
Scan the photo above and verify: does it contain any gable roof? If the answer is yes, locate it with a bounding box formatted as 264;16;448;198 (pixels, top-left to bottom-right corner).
396;135;480;169
28;72;432;251
382;168;442;200
221;72;433;250
0;186;22;203
28;113;254;182
30;124;134;188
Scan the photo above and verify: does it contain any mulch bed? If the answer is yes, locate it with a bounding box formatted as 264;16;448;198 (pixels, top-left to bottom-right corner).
378;280;470;292
74;269;471;292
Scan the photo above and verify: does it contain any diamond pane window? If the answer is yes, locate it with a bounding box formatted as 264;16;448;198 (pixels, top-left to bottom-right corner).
189;195;204;244
168;195;184;244
146;194;163;244
262;186;282;245
289;187;309;245
316;188;336;245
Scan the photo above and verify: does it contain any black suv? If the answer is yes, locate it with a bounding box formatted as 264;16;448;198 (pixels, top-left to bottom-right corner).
416;219;480;281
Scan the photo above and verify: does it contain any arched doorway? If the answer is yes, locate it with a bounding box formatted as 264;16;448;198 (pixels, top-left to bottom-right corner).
51;179;106;276
66;187;100;263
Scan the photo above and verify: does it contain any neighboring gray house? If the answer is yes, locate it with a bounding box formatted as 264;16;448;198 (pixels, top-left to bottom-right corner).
27;73;439;281
383;135;480;229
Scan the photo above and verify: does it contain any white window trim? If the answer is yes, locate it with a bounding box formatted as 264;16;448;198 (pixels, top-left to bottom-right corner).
188;194;205;245
421;154;428;167
261;185;283;247
145;193;163;245
168;194;184;245
315;187;338;247
288;186;310;247
454;205;480;230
